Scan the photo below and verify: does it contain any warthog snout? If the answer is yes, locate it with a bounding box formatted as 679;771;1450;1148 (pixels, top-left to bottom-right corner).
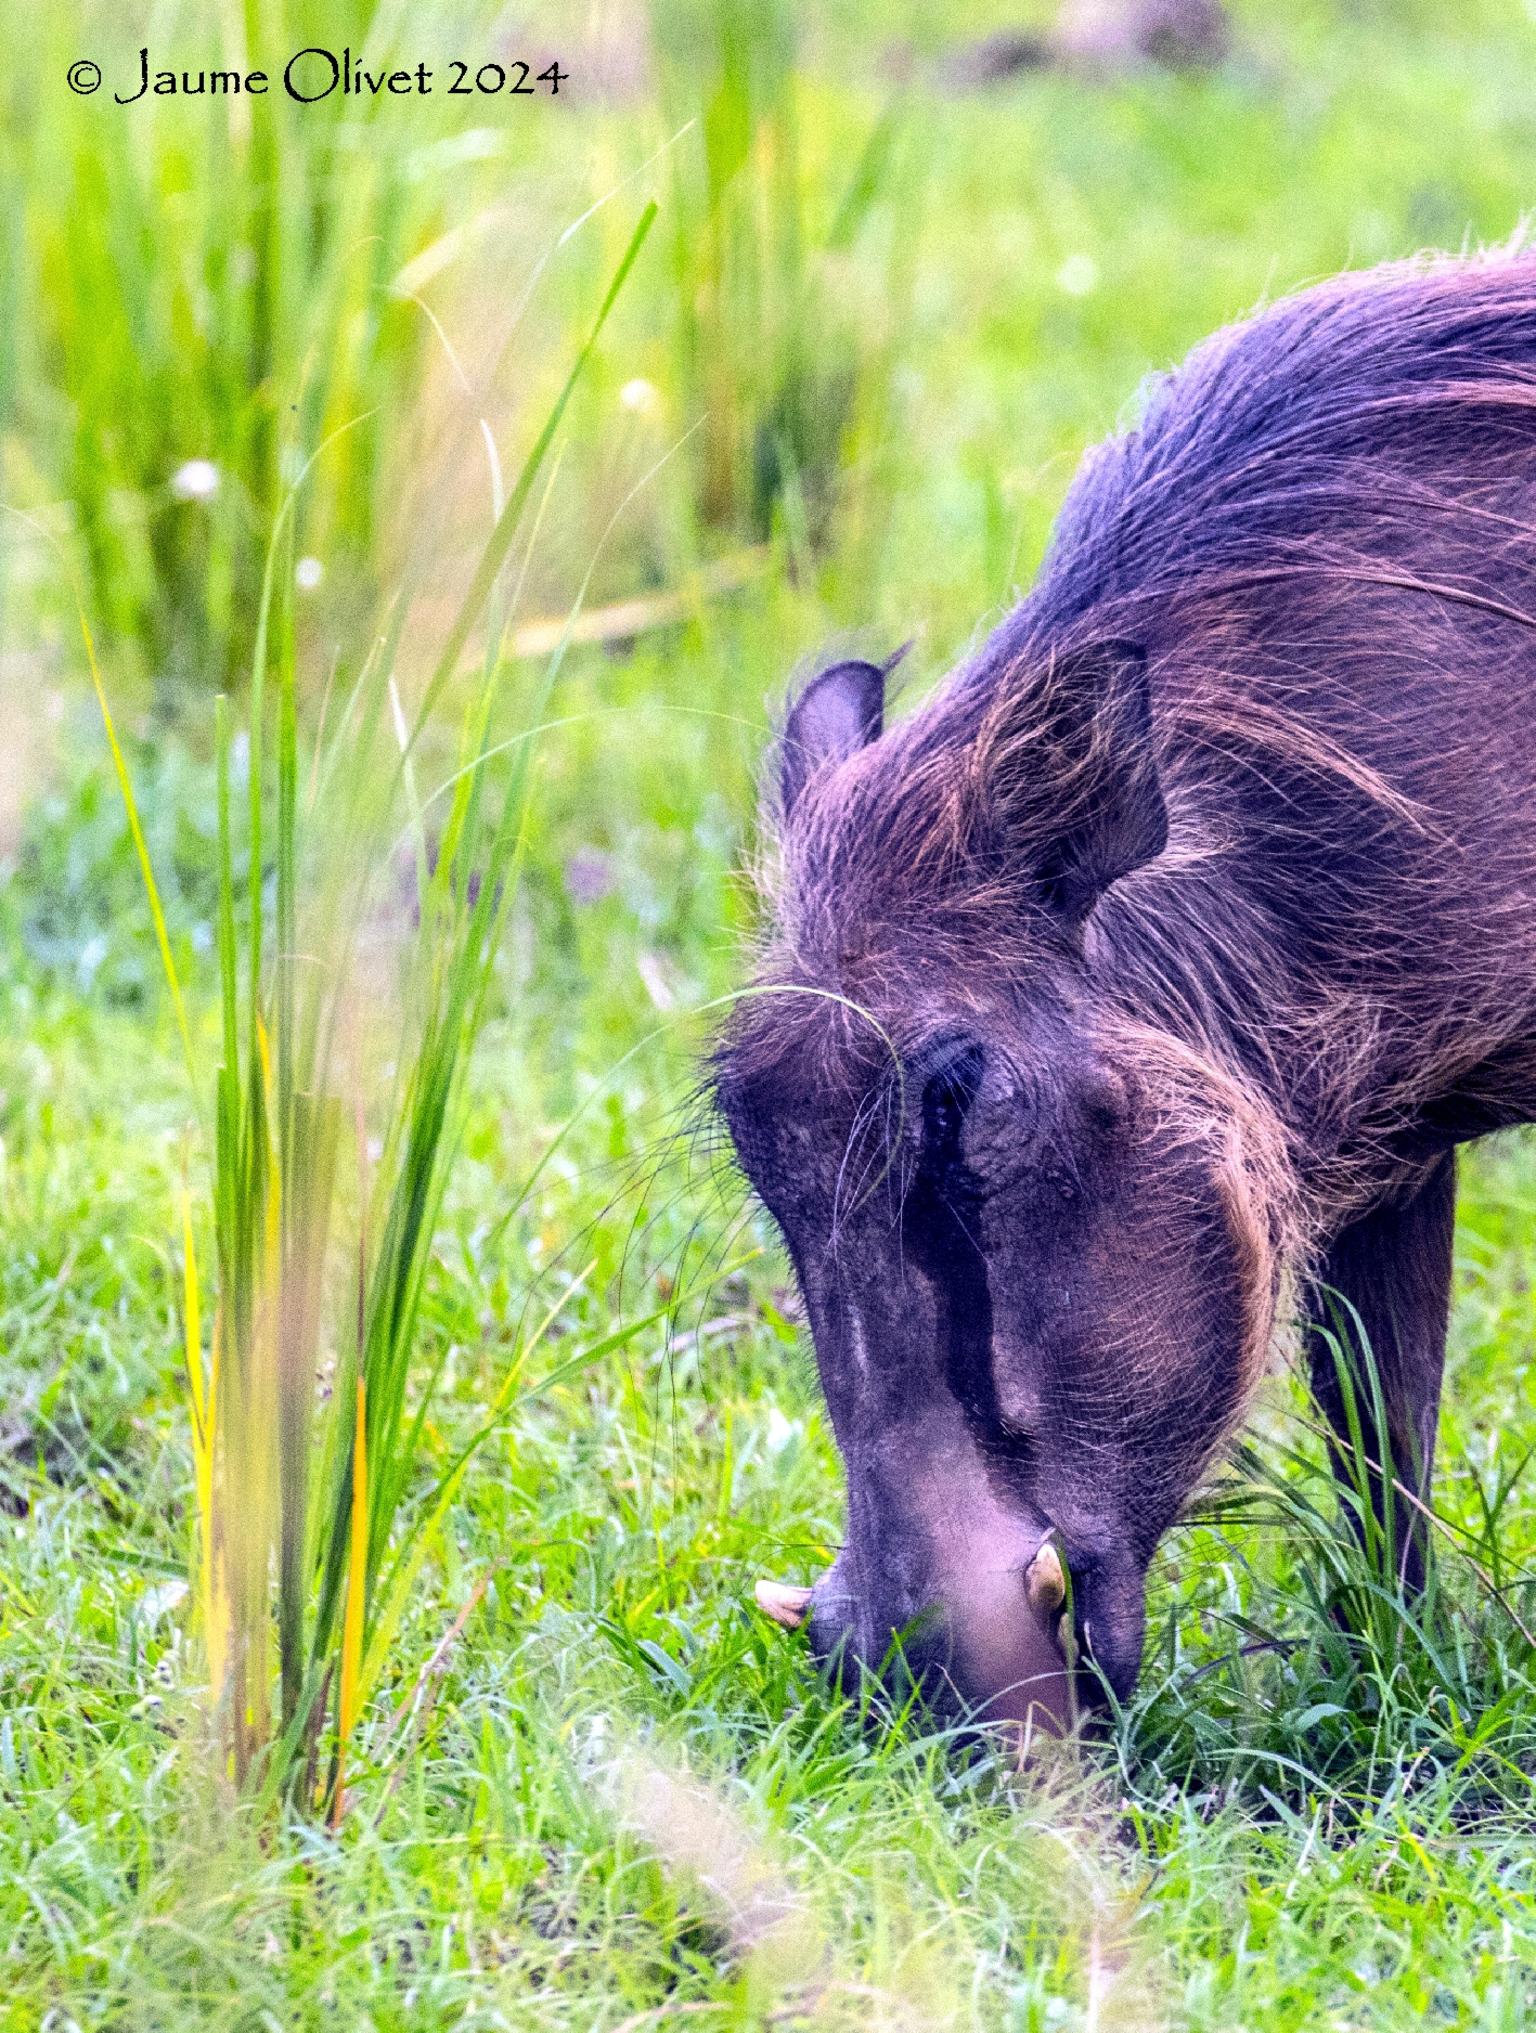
756;1525;1077;1738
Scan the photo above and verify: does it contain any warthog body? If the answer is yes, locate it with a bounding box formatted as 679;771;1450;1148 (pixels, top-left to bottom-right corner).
716;250;1536;1729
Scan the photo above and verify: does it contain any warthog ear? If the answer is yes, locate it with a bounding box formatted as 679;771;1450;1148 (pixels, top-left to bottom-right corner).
1005;637;1167;923
777;657;888;817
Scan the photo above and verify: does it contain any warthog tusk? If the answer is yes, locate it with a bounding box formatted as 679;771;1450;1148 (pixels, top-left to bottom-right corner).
1024;1537;1067;1619
754;1578;813;1629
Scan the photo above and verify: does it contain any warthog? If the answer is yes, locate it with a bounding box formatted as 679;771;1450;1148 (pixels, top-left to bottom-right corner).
715;250;1536;1734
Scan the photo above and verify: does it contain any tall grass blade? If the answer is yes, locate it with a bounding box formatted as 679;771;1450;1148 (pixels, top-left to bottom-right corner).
412;200;659;745
78;602;194;1074
334;1375;370;1826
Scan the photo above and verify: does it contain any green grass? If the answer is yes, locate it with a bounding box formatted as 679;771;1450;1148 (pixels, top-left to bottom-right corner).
7;0;502;696
7;0;1536;2025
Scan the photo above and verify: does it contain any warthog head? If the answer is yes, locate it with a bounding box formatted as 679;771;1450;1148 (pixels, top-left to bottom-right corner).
716;644;1293;1736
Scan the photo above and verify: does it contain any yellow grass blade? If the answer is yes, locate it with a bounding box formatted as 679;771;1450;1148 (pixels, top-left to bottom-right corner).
75;601;195;1076
181;1189;206;1438
234;1015;281;1761
334;1374;369;1824
203;1302;230;1734
255;1015;281;1187
180;1192;223;1703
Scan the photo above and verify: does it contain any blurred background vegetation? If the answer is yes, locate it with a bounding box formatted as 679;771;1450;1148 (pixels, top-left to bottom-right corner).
6;0;1536;2025
11;0;1533;710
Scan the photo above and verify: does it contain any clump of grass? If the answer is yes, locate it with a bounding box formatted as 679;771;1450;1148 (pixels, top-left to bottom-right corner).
12;1;495;696
649;0;920;559
88;203;660;1807
1116;1319;1536;1827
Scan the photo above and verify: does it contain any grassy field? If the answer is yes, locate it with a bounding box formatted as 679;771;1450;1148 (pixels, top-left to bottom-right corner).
7;0;1536;2025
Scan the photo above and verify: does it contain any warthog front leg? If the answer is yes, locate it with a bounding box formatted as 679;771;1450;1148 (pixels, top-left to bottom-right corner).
1305;1154;1456;1595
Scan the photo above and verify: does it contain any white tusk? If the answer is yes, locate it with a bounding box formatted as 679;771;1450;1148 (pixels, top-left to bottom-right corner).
1024;1537;1067;1619
754;1578;813;1629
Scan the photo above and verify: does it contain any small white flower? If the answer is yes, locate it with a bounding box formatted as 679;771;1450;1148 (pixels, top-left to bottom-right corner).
170;458;221;502
1055;253;1099;299
295;556;324;592
619;377;658;414
138;1577;189;1624
764;1406;801;1456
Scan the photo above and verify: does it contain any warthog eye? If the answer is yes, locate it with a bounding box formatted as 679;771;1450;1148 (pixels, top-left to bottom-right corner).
917;1041;986;1159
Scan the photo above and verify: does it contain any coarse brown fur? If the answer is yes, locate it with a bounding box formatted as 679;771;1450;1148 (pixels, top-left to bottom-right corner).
716;246;1536;1724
